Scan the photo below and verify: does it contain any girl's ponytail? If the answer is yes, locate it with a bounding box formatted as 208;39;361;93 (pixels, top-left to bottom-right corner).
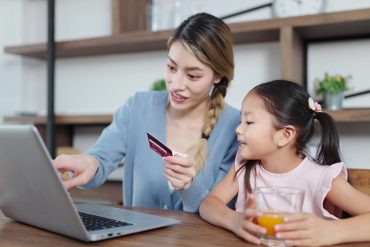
314;112;342;165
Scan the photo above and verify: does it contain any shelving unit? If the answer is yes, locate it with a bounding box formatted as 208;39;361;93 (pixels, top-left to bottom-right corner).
4;115;112;147
4;114;112;125
5;8;370;59
4;7;370;141
324;109;370;123
4;7;370;84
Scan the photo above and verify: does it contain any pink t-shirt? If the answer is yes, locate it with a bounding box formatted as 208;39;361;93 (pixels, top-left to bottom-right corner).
234;154;347;219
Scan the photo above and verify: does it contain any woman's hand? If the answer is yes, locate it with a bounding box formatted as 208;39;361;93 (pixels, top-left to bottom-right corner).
275;212;340;246
53;154;99;190
163;155;196;190
232;194;266;244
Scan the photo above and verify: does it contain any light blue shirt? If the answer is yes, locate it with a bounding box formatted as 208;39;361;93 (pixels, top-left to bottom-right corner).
84;91;239;212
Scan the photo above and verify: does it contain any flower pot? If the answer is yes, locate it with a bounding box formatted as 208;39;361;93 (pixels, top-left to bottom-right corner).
324;92;343;110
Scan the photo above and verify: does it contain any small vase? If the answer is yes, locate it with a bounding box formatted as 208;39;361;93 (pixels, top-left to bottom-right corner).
324;92;343;110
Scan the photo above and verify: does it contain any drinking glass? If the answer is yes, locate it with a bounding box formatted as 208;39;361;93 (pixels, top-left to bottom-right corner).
254;186;305;247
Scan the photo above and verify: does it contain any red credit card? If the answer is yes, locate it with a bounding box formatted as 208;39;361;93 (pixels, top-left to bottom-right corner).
147;132;173;157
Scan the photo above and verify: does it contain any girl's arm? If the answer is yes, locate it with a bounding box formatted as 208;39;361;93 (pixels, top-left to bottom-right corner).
326;175;370;216
324;176;370;243
199;166;238;228
199;167;265;244
276;176;370;246
177;140;238;212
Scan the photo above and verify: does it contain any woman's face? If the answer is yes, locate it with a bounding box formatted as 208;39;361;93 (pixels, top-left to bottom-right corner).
165;41;221;112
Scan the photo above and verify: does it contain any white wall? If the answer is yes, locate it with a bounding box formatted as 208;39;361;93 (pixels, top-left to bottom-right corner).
0;0;24;121
308;39;370;107
1;0;370;168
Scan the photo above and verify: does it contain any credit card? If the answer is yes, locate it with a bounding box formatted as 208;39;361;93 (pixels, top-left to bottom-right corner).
147;132;173;157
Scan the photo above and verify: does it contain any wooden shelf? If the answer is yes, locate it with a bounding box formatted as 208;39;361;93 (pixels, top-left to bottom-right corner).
4;30;172;59
325;109;370;123
3;114;112;125
4;8;370;59
3;115;113;149
5;109;370;126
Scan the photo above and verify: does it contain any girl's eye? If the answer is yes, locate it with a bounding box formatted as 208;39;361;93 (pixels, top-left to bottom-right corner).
246;121;253;125
188;74;200;80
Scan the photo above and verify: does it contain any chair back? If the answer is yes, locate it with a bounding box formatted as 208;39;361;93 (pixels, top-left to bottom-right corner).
348;168;370;196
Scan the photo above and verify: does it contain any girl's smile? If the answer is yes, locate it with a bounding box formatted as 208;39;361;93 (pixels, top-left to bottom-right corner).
238;139;247;148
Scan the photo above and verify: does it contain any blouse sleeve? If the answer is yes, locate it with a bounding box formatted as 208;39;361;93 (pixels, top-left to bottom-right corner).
316;162;348;219
82;97;132;189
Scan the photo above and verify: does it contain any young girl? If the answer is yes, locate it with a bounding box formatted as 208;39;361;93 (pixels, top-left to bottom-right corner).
200;80;370;246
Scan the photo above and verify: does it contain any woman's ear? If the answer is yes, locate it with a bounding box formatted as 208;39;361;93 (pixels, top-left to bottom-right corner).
275;125;297;148
213;73;222;84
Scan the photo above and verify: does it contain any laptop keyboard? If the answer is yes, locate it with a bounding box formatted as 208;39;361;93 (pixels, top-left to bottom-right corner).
78;212;132;231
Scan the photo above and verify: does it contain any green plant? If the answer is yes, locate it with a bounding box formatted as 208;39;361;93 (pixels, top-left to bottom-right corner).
315;73;350;95
151;78;166;91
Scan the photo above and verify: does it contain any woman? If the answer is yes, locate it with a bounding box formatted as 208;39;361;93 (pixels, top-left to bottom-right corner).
53;13;239;212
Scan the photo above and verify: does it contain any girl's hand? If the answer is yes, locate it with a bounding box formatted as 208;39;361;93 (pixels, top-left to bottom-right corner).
53;154;99;190
163;155;196;190
276;212;339;246
232;194;266;244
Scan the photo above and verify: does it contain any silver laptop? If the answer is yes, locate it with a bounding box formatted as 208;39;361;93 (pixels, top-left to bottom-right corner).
0;125;180;241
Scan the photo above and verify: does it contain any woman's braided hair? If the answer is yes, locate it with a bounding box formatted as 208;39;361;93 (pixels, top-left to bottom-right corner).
167;13;234;172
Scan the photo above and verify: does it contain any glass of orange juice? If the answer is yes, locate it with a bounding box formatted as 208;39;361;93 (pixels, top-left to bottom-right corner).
254;187;305;247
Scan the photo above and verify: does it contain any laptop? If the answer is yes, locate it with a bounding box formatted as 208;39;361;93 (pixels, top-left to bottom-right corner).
0;125;180;241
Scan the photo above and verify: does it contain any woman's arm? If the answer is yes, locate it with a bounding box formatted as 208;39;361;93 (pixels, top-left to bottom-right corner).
82;100;131;188
53;154;99;190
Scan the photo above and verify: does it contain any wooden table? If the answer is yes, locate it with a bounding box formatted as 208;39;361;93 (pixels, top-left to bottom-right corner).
0;207;368;247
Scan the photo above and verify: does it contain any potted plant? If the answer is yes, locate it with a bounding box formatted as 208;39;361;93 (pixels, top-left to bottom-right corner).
151;78;167;91
315;73;351;110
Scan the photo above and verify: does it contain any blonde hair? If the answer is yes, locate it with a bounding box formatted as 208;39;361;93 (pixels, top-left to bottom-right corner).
168;13;234;172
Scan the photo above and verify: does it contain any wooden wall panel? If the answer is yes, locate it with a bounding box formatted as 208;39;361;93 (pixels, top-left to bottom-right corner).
112;0;148;34
280;26;304;85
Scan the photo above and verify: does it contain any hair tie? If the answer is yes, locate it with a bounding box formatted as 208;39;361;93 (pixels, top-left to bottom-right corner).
201;133;209;140
308;97;322;112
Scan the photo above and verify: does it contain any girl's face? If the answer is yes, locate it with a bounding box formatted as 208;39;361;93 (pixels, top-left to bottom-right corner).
236;93;281;161
165;41;221;112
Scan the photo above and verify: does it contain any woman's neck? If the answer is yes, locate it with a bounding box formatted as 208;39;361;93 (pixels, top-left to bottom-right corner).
166;97;210;153
167;97;209;124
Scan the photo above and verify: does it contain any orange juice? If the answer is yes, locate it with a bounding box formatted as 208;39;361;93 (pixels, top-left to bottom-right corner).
257;212;286;236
